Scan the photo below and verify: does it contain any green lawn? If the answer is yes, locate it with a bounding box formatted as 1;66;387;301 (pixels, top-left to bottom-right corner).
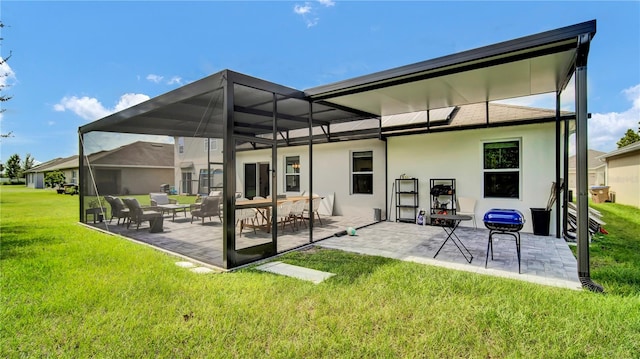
1;187;639;358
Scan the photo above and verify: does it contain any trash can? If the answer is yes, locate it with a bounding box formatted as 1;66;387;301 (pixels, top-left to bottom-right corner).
373;208;381;222
530;208;551;236
589;186;609;203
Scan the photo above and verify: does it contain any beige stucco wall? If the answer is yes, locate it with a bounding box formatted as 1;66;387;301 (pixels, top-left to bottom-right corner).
606;152;640;208
173;137;224;194
387;122;561;234
120;168;174;195
235;138;387;218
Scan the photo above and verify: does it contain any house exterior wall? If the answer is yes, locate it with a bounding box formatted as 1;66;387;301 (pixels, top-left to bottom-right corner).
606;151;640;208
120;168;174;195
235;138;387;218
568;167;605;193
387;123;560;234
26;172;44;188
173;137;224;195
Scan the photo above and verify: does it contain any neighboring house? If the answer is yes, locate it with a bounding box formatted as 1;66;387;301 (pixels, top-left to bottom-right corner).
174;137;223;195
27;141;174;195
86;141;174;195
599;142;640;208
25;155;79;189
568;149;606;196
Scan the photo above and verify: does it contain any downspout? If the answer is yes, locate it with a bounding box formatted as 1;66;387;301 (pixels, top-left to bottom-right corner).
575;33;603;292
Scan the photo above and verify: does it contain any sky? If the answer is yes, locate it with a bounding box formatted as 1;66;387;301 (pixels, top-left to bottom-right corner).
1;1;639;164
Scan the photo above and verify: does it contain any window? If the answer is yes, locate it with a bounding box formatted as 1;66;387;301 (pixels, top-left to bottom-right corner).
71;170;77;184
178;137;184;154
204;138;217;152
284;156;300;192
483;140;520;198
352;151;373;194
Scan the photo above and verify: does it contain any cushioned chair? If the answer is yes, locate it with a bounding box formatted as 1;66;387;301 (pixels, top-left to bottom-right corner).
104;195;130;225
149;192;177;207
122;198;163;231
190;196;221;224
456;196;477;229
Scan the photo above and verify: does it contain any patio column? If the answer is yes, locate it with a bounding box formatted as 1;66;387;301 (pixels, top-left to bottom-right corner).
575;33;603;292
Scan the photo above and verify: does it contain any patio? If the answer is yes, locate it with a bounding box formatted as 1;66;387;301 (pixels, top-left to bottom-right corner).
88;215;580;290
88;212;375;267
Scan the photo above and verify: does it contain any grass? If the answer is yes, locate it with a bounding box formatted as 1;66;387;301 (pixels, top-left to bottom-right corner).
1;187;639;357
580;202;640;296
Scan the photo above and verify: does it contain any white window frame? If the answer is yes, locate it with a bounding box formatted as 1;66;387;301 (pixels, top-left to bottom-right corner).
284;156;300;192
351;150;373;195
482;138;521;199
204;138;217;152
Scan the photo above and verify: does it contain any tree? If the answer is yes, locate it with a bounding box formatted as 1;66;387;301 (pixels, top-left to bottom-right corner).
5;153;21;181
22;153;34;173
1;21;14;139
616;122;640;148
45;170;66;188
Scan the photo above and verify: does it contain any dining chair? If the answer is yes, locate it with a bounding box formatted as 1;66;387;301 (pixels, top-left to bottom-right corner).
289;199;307;230
456;196;477;229
276;200;294;232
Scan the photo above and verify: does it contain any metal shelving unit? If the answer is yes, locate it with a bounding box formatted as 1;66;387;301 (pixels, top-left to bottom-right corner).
395;178;419;223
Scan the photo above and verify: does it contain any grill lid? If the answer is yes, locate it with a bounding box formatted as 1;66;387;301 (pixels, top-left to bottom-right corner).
483;208;525;225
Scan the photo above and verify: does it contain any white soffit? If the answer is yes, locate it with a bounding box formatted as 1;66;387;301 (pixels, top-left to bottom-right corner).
323;50;575;117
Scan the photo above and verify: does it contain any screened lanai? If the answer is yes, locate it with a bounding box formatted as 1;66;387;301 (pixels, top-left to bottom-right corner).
79;19;598;287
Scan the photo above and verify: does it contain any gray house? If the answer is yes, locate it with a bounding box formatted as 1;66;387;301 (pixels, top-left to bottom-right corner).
26;141;174;195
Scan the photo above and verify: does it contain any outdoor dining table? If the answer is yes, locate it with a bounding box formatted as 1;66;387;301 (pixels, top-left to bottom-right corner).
236;196;322;233
430;213;473;263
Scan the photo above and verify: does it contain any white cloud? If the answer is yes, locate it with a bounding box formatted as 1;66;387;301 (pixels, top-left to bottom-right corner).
167;76;183;85
318;0;335;7
146;74;164;83
54;93;150;121
294;4;312;14
294;1;334;28
587;84;640;153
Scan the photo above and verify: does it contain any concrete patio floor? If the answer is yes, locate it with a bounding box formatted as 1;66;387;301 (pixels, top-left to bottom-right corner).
87;215;580;290
317;221;581;290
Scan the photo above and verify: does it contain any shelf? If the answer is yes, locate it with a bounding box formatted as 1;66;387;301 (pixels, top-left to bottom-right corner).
395;178;418;223
430;178;456;226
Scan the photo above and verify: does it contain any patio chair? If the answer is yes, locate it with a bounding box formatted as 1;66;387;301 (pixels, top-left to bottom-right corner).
276;200;295;232
303;197;323;225
121;198;163;232
236;208;257;237
104;195;130;225
289;199;307;231
149;192;177;207
456;196;477;229
190;195;221;224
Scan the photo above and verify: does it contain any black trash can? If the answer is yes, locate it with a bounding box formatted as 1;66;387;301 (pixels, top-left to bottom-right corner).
530;208;551;236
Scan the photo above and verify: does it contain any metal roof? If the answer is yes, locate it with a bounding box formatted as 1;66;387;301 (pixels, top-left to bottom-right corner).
79;20;596;139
